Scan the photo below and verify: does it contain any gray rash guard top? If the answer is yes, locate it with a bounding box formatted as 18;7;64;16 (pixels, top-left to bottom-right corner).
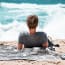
18;32;48;48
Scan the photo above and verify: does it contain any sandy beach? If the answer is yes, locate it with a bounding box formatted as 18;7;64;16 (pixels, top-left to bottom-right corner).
0;39;65;65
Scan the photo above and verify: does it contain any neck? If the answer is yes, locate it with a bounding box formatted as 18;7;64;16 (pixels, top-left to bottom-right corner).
29;28;36;35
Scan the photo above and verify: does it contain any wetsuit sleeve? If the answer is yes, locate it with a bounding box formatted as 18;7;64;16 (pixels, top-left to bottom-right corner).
18;34;24;44
42;32;48;43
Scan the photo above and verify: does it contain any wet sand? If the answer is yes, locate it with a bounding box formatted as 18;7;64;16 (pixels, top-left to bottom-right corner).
0;39;65;65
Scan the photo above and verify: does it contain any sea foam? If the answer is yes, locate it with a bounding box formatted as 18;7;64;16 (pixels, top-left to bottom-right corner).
0;3;65;41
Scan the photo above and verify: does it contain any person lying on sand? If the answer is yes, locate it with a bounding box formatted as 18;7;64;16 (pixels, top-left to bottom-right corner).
17;15;59;50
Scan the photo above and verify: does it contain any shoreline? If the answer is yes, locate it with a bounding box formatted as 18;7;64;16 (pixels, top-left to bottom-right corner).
0;39;65;65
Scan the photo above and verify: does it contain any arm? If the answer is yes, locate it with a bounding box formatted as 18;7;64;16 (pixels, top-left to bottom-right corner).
17;33;25;50
42;42;48;48
17;43;24;50
42;32;48;49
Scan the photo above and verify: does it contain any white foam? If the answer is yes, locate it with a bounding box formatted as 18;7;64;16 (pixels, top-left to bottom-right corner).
44;7;65;39
0;3;65;41
0;20;28;41
0;2;62;10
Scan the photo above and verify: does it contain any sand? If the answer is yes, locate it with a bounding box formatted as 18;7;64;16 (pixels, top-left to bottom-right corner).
0;39;65;65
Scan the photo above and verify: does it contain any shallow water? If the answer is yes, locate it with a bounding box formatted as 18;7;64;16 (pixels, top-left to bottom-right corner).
0;45;61;61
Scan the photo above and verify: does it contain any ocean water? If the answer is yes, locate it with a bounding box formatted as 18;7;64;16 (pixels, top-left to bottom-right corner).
0;2;65;41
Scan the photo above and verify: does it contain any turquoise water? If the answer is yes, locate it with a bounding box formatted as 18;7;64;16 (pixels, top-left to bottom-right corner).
0;6;48;25
0;0;65;4
0;3;49;27
0;2;65;41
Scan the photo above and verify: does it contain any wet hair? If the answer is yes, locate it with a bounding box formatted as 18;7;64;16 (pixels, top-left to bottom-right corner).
27;15;38;29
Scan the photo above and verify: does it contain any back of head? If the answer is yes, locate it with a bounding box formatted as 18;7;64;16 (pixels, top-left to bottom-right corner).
27;15;38;29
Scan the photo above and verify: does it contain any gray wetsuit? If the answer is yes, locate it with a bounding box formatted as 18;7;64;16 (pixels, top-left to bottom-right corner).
18;32;48;48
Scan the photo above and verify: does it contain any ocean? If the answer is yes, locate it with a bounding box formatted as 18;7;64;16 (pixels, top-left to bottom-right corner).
0;2;65;41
